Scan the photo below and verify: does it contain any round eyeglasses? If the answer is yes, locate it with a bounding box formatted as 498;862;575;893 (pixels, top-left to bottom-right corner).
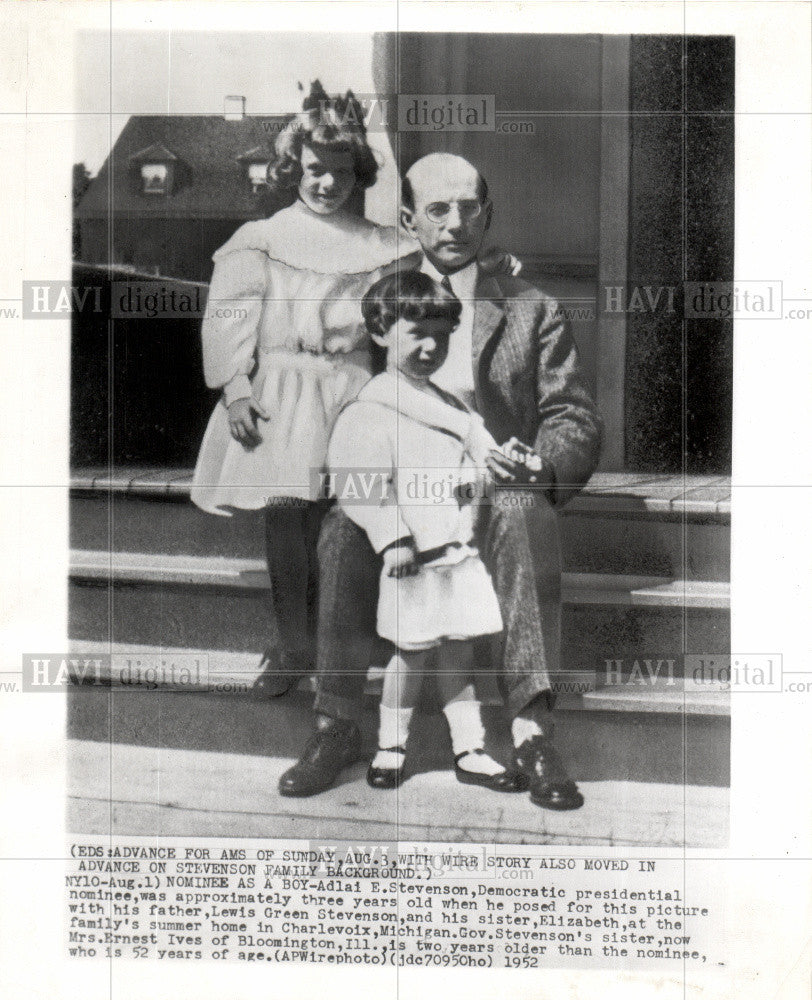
424;199;488;224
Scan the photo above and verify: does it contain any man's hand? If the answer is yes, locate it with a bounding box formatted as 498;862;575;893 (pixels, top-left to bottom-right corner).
228;397;270;449
487;438;553;486
477;247;522;277
382;540;419;579
486;448;524;484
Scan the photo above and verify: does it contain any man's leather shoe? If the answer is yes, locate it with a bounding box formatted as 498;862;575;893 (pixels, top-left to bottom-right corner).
454;750;528;792
514;735;584;810
252;648;300;699
367;747;406;790
278;719;364;797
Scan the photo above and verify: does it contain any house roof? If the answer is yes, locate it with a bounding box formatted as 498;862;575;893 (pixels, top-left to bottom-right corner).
77;114;291;219
236;145;271;163
129;142;179;163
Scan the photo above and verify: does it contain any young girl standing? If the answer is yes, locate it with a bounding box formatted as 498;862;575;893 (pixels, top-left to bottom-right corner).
191;101;418;691
327;271;526;792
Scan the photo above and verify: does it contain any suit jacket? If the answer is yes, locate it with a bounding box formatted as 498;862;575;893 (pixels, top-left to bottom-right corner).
471;272;602;507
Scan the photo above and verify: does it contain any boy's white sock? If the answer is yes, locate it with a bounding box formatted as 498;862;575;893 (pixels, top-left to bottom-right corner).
443;700;503;776
372;705;412;769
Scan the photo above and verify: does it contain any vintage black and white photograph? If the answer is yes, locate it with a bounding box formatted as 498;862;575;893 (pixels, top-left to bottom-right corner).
5;0;812;994
64;29;735;849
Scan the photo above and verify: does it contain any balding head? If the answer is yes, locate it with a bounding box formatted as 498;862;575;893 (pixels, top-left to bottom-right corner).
401;153;492;274
402;153;488;210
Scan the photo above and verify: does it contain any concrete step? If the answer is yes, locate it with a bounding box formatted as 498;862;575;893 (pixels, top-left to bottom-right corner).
66;644;730;821
66;640;732;717
70;547;730;609
70;469;731;581
68;733;729;846
68;549;730;680
560;509;728;580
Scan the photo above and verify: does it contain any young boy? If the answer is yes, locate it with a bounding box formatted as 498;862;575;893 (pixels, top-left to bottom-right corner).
326;271;525;792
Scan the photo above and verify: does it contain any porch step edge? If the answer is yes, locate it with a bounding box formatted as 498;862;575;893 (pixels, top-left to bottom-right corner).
70;548;731;611
66;641;731;717
69;469;732;522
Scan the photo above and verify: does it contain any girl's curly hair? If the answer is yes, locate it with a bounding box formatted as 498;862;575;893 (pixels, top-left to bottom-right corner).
266;104;379;196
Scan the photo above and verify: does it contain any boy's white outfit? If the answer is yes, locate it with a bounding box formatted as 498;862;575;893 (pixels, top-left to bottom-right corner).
327;371;503;651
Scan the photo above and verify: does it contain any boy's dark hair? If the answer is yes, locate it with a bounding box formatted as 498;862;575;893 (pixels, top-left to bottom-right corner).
362;271;461;374
363;270;462;335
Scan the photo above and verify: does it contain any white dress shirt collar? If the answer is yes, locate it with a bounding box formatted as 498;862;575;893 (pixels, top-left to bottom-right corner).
420;257;479;301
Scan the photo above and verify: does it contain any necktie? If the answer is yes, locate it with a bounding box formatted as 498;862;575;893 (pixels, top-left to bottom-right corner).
440;274;453;293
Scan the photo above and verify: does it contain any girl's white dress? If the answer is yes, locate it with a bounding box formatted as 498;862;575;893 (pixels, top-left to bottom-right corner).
327;372;504;651
191;200;419;514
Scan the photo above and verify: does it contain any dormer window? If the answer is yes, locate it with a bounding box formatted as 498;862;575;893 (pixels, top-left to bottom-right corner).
128;143;180;198
238;146;272;194
141;163;168;194
247;162;269;192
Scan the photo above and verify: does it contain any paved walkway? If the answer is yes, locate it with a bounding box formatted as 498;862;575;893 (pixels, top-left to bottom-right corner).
67;687;728;847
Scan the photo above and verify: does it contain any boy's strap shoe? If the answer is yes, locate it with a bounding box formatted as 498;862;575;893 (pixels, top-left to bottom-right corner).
453;750;528;792
367;746;407;790
278;719;364;797
513;736;584;810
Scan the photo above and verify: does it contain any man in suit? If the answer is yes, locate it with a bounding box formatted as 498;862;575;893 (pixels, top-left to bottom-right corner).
279;153;602;809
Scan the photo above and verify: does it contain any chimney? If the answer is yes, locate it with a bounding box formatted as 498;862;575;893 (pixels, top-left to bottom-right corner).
224;95;246;121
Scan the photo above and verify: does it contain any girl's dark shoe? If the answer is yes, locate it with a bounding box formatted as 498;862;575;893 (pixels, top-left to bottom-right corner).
453;749;528;792
366;747;407;790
